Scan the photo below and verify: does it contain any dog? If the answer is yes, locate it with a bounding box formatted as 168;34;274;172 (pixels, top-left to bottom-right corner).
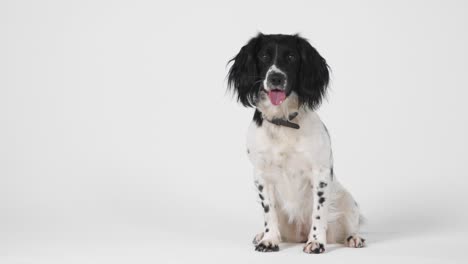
227;33;365;253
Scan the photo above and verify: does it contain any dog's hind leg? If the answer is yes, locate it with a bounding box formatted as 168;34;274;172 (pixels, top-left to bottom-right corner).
343;206;366;248
332;182;366;248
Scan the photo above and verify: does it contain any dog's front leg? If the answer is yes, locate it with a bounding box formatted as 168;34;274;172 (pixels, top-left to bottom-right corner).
303;166;332;254
253;172;281;252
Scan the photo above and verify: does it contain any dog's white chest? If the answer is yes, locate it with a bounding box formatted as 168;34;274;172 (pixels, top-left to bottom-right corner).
255;140;312;180
247;122;314;177
247;123;317;221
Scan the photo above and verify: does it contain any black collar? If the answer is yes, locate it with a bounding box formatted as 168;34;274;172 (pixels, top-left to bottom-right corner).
263;112;300;129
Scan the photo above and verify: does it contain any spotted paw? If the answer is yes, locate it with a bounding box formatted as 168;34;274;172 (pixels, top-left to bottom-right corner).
255;240;279;252
345;235;366;248
303;241;325;254
252;232;264;245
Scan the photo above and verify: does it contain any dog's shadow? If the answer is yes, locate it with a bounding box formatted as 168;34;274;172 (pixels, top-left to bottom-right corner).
280;242;347;253
152;195;449;253
359;204;450;245
280;203;448;253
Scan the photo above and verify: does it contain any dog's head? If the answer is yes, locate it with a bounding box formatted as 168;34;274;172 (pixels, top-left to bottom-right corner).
228;33;329;110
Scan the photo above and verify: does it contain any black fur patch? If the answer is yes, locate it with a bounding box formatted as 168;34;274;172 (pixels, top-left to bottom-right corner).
346;235;353;242
317;191;324;197
259;193;264;200
319;182;327;188
313;226;316;231
253;109;263;127
319;197;326;204
227;34;330;111
258;185;264;192
265;228;269;233
316;216;320;220
264;205;270;213
288;112;298;120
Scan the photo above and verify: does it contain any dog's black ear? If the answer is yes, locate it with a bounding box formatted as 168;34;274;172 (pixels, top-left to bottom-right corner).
227;34;262;107
296;35;330;110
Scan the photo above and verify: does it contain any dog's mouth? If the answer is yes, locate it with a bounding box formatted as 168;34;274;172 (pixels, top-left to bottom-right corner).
266;89;286;106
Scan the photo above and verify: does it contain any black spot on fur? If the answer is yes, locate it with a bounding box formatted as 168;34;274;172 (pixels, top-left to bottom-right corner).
265;228;269;233
312;243;325;254
317;206;320;210
319;182;327;188
346;235;353;242
319;197;326;204
253;109;263;127
316;216;320;220
288;112;298;120
317;191;324;197
258;185;264;192
264;205;270;213
313;226;316;231
313;234;316;239
247;149;250;154
259;193;264;200
265;221;267;226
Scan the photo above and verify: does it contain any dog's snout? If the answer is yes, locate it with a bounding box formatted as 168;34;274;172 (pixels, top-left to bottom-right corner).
268;72;286;87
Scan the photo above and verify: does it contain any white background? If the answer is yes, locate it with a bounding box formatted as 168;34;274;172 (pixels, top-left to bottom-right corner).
1;0;468;263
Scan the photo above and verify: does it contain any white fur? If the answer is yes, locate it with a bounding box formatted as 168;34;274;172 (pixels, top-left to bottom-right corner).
247;92;363;250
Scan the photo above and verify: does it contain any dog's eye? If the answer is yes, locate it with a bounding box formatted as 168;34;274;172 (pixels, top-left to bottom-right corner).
260;54;270;62
287;54;296;62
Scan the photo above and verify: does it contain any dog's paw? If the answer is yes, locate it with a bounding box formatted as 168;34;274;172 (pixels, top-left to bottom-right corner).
252;232;264;245
345;235;366;248
303;240;325;254
255;240;279;252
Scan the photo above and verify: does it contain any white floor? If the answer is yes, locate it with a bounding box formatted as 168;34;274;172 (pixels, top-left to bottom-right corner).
2;1;468;263
2;207;467;264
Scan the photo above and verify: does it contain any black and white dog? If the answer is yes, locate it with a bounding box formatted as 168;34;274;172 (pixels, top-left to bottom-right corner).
227;33;365;253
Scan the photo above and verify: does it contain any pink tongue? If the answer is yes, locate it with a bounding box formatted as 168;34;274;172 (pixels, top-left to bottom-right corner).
268;90;286;106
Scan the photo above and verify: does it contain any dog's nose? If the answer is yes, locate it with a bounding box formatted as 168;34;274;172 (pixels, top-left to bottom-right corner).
268;73;286;87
